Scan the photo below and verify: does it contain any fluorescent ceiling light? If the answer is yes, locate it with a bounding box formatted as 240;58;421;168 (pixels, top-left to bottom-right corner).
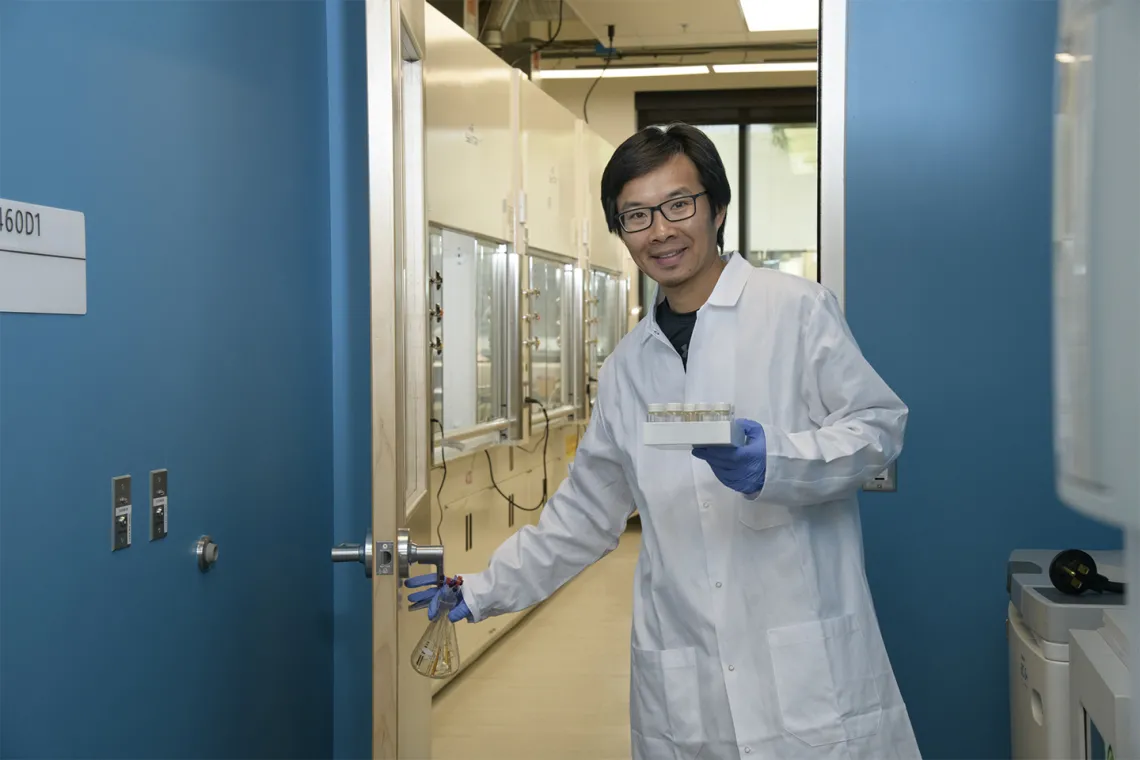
738;0;818;31
713;62;817;73
536;65;710;80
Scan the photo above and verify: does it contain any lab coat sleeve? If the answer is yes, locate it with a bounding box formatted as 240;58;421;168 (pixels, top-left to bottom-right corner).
460;391;635;623
753;288;907;508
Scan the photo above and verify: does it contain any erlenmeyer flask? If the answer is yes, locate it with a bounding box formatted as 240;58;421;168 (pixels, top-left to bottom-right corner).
411;582;461;679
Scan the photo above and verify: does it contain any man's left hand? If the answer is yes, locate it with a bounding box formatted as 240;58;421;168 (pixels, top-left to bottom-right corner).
692;419;767;496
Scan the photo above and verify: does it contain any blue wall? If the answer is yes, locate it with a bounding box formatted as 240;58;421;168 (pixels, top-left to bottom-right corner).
325;1;375;758
845;1;1122;757
0;1;344;756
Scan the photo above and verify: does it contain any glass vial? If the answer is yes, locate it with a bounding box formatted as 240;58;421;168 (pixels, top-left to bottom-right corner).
713;402;734;422
411;582;462;679
682;403;698;422
665;403;684;423
647;403;667;423
695;403;714;422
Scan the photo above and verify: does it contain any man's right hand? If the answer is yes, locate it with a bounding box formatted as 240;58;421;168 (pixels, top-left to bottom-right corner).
405;574;474;623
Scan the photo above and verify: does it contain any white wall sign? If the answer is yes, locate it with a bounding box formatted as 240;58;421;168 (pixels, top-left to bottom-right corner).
0;198;87;315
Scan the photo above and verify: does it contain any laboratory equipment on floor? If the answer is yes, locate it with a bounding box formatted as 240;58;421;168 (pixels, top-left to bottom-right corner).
1050;0;1139;748
411;578;463;679
1069;608;1131;759
1007;549;1126;759
643;400;745;448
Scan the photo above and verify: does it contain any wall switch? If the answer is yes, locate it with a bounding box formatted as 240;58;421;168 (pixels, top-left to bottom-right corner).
863;460;897;492
149;469;168;541
112;475;132;551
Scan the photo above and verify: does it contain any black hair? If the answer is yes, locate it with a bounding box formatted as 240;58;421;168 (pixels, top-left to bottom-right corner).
600;123;732;250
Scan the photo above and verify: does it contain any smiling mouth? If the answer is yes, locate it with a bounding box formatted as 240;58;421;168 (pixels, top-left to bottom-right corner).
652;247;686;262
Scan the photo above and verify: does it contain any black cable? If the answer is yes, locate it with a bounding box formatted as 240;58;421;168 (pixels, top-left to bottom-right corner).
432;418;447;546
484;399;550;512
583;26;615;124
508;0;564;69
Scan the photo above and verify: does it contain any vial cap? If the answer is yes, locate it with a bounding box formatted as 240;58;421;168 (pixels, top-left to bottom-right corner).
682;403;698;411
695;403;713;411
647;403;667;413
713;403;733;412
665;403;684;411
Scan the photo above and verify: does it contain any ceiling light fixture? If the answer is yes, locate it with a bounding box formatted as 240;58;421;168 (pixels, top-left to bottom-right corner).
712;62;818;73
535;65;711;80
737;0;818;32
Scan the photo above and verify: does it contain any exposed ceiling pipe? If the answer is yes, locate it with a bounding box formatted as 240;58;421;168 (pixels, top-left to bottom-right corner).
481;0;522;48
537;41;818;59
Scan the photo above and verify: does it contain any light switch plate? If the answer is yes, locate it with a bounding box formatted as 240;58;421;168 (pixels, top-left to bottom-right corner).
863;461;897;492
150;469;168;541
112;475;131;551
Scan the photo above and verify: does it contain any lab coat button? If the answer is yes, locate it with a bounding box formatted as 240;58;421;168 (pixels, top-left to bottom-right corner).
744;748;752;754
702;502;710;510
728;665;735;672
715;582;722;588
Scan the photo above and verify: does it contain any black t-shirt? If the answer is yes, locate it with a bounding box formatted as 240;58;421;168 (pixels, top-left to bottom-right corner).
656;299;698;370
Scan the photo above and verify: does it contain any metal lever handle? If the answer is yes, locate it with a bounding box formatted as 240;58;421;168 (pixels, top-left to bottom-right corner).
331;542;367;564
524;337;541;349
398;528;444;583
332;528;375;577
398;528;446;612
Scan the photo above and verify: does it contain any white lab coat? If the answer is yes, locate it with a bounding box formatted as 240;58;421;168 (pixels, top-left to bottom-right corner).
463;253;921;760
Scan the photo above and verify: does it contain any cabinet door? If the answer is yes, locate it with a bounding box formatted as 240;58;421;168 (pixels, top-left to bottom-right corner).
438;496;470;572
585;129;622;273
521;78;578;259
424;6;513;241
465;488;501;571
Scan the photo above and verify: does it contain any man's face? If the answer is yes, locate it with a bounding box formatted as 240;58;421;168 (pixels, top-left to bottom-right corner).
615;153;726;291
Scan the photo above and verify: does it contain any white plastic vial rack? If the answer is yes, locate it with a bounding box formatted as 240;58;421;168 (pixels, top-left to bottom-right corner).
643;402;746;449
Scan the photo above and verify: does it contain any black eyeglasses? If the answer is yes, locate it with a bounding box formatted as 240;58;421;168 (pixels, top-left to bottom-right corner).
616;191;708;233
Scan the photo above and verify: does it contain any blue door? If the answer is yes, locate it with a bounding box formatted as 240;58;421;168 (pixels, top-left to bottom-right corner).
0;2;374;757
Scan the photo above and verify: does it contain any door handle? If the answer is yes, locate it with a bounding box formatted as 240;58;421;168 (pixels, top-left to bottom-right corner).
398;528;444;583
398;528;446;612
331;529;395;578
332;529;444;604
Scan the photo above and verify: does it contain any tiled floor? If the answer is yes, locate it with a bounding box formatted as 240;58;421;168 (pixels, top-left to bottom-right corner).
431;524;641;760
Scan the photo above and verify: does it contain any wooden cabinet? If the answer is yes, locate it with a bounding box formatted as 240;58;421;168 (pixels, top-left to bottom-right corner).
424;6;514;242
520;76;579;260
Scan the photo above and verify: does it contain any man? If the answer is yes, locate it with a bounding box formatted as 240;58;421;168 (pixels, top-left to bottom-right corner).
407;123;921;759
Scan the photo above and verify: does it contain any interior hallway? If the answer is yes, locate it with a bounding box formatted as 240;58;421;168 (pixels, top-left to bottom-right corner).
431;522;641;760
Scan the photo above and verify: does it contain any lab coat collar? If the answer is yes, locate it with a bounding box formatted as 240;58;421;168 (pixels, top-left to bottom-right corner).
705;252;750;308
641;253;748;345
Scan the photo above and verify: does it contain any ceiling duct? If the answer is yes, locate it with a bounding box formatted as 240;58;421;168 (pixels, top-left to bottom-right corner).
481;0;522;47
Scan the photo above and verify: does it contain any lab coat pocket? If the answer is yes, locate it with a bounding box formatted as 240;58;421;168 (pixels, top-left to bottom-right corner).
766;614;883;747
630;646;703;758
737;495;797;531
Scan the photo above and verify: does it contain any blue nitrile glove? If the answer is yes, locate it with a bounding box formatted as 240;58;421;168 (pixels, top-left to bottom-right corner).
405;574;473;623
692;419;767;496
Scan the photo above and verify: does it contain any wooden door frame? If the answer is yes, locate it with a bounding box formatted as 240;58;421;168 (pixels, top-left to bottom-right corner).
364;0;429;757
818;0;847;309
